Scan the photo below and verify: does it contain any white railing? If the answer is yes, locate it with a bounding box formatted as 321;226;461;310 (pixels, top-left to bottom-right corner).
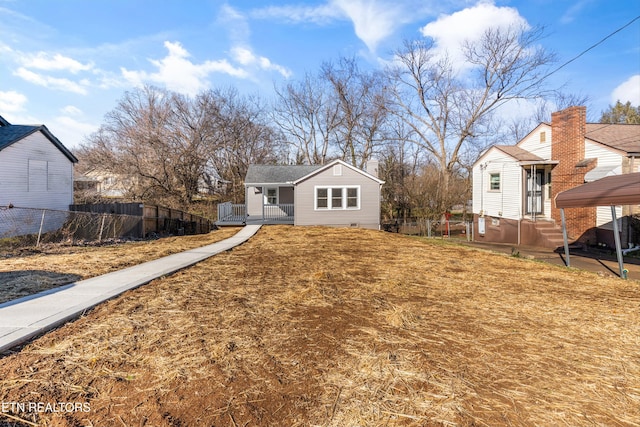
263;203;294;221
218;202;294;223
217;202;246;222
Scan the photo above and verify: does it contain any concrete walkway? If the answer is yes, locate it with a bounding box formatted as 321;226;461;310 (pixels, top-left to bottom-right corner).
0;225;261;354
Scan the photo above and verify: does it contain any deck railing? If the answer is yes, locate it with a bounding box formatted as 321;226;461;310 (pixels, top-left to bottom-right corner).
217;202;294;224
263;203;294;220
217;202;246;222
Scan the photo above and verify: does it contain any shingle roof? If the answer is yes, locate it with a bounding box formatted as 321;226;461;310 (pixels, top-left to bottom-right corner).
585;123;640;153
493;145;544;162
245;164;323;184
0;118;78;163
0;125;39;150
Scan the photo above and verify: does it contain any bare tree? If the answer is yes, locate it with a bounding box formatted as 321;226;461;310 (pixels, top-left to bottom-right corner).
322;57;390;168
273;72;341;165
387;25;556;213
208;88;283;202
79;85;282;209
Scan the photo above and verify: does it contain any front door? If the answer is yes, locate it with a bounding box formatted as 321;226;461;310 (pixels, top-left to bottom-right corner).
526;169;544;215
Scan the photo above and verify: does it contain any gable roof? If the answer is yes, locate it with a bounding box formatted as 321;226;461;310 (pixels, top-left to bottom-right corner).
0;117;78;163
494;145;544;162
585;123;640;154
245;159;385;186
292;159;384;185
245;164;323;184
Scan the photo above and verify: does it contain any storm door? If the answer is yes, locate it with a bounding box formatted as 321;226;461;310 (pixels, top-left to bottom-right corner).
525;169;544;215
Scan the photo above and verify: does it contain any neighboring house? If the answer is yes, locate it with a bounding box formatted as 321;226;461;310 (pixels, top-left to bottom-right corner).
472;106;640;248
0;115;78;236
76;163;228;201
79;169;131;198
217;159;385;229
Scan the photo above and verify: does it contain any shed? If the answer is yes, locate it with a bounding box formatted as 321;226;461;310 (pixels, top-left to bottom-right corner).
555;172;640;279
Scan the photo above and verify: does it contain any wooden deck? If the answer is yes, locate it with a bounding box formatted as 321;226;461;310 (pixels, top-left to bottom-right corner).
216;202;294;226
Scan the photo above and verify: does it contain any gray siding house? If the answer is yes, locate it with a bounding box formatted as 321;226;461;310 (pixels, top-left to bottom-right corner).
0;115;78;236
217;159;384;229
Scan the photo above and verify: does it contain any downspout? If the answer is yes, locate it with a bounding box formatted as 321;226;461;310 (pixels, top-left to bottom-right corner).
611;205;627;279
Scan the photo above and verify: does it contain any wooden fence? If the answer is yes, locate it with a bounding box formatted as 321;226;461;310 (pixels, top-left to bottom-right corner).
70;203;213;238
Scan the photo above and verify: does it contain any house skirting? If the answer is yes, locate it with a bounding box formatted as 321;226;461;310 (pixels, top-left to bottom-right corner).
473;215;562;247
474;215;519;245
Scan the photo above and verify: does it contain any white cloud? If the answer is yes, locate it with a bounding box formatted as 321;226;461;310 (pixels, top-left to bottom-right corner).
121;41;249;96
219;6;292;79
611;75;640;106
20;52;93;74
252;0;425;53
14;67;89;94
331;0;413;52
250;4;341;25
420;1;528;69
0;90;28;113
61;105;83;116
218;4;251;42
231;46;292;78
51;115;100;149
560;0;594;24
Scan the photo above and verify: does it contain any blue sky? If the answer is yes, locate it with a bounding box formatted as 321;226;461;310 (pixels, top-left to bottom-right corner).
1;0;639;149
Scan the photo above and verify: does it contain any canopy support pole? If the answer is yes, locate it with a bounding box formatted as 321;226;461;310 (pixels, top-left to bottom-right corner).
560;208;571;267
611;206;627;279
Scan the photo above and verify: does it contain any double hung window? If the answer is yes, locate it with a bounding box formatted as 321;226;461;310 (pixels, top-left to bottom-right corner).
315;186;360;210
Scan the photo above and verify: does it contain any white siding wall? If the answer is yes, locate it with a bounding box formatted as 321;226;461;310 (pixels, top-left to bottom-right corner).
597;206;622;229
0;132;73;210
295;166;381;229
517;124;552;160
246;186;264;216
585;141;625;227
585;140;623;170
473;149;523;220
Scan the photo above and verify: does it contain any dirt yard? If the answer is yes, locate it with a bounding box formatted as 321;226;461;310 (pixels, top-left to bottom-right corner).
0;225;638;426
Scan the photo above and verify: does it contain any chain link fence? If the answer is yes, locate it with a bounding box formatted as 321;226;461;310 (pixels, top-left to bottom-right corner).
0;206;144;250
382;218;474;241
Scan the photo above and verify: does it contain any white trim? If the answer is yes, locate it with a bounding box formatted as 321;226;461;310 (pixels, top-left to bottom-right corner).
314;185;361;210
488;172;501;192
264;187;279;205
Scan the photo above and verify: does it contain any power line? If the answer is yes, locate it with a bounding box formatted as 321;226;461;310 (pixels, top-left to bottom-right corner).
542;15;640;82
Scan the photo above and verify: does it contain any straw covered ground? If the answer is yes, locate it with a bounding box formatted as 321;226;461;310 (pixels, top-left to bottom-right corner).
0;225;639;426
0;227;240;304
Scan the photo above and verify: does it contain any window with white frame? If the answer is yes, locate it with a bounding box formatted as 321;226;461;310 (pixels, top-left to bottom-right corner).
266;187;278;204
315;186;360;210
489;173;501;191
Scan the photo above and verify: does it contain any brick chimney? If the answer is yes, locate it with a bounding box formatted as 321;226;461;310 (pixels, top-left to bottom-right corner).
550;106;597;243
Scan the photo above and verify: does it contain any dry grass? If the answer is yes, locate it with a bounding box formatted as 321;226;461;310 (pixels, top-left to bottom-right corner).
0;227;240;303
0;225;638;426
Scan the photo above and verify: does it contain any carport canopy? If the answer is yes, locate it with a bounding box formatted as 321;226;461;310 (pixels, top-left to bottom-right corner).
554;172;640;279
555;172;640;208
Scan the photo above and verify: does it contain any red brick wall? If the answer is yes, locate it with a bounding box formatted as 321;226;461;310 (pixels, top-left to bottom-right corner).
550;106;597;242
